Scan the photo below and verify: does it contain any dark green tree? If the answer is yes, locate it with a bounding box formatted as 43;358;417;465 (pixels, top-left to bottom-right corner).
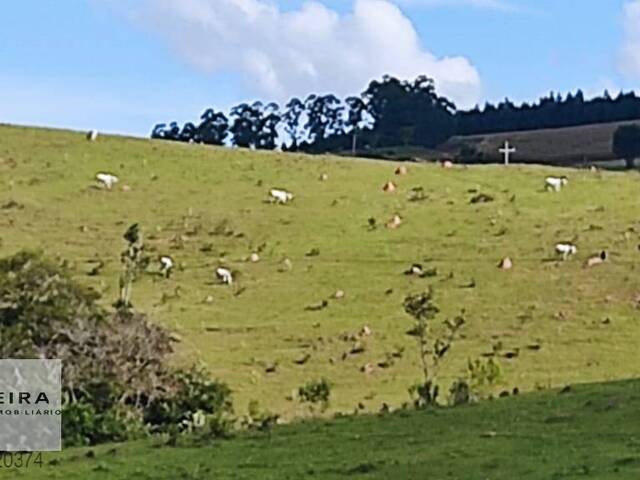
198;108;229;145
283;98;305;150
229;102;263;148
304;94;344;145
345;96;368;155
362;75;456;148
613;124;640;169
256;102;281;150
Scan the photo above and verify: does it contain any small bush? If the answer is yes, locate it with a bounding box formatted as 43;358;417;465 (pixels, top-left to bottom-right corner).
467;357;502;399
298;378;331;412
144;366;233;434
409;381;439;408
448;380;471;407
62;402;147;447
240;400;279;434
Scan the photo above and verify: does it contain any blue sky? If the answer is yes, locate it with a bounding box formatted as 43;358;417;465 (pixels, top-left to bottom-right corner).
1;0;639;136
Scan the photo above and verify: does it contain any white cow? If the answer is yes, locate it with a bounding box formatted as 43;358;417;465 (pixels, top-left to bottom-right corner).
87;130;99;141
555;243;577;260
545;176;568;192
269;189;294;204
96;172;119;190
159;256;174;278
216;267;233;285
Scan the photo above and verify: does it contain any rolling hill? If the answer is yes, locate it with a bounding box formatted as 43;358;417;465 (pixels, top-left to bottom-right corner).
1;123;640;422
438;120;640;165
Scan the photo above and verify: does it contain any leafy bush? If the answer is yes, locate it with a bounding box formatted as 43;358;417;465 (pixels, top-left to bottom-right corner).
448;380;471;407
446;357;502;407
0;249;233;446
298;378;332;412
240;400;279;434
62;402;147;447
144;366;233;434
0;251;102;352
467;357;502;399
409;381;440;408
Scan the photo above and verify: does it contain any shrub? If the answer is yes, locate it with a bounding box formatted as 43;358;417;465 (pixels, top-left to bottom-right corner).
467;357;502;399
46;310;174;409
240;400;279;435
0;251;102;352
298;378;332;412
448;380;471;407
144;366;233;434
0;248;233;446
62;402;147;447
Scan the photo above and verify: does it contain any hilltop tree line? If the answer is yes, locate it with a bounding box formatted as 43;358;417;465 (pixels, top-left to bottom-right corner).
151;75;640;153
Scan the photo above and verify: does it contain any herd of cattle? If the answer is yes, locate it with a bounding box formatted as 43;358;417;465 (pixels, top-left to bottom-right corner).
87;129;608;288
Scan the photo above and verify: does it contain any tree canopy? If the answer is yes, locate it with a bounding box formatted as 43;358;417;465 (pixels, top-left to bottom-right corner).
151;75;640;156
613;124;640;168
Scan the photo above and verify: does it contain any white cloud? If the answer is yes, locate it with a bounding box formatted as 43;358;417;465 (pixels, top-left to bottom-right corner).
620;0;640;78
120;0;482;108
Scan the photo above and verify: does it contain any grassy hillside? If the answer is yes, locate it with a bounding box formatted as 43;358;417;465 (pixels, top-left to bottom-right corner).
439;120;640;165
6;379;640;479
2;124;640;419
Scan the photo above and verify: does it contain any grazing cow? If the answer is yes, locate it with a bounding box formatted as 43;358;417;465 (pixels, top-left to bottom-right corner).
555;243;577;260
395;165;408;175
442;160;454;169
95;172;119;190
359;325;372;337
382;181;397;193
87;130;98;141
216;267;233;285
404;263;424;276
159;255;174;278
585;250;608;268
386;214;402;229
498;257;513;270
545;176;568;192
269;188;294;204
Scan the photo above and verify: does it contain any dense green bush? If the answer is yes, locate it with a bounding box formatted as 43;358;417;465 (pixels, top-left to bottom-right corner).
144;366;233;434
62;402;147;447
0;251;102;353
298;378;332;412
0;250;232;446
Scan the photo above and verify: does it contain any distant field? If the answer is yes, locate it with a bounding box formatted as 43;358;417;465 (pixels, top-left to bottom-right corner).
2;124;640;420
6;379;640;479
439;120;640;165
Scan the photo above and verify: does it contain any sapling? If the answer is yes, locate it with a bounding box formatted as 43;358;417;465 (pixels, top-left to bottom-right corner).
115;223;148;312
403;289;465;408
